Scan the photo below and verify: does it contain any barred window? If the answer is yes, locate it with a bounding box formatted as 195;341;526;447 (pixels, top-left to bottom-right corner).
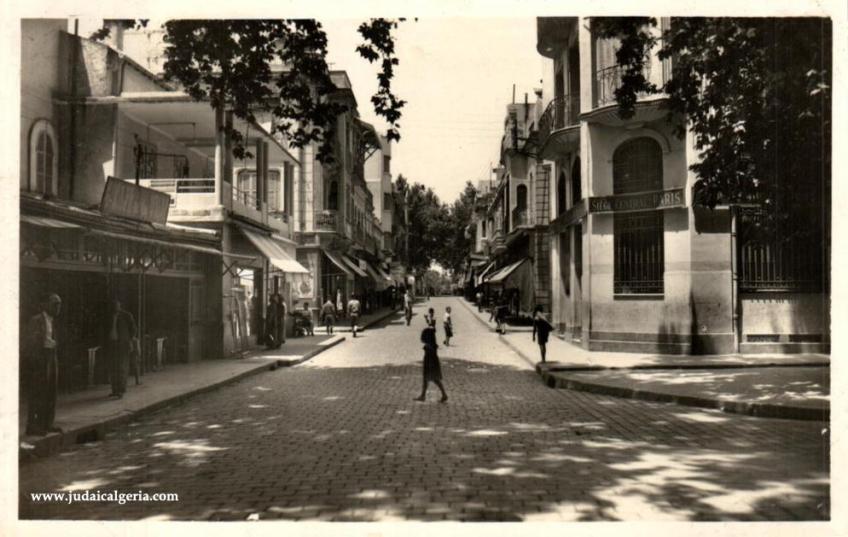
738;210;823;292
613;137;663;194
614;211;664;294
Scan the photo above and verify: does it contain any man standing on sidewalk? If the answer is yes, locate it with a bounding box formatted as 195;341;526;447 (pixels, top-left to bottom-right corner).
107;299;136;399
347;294;362;337
403;289;413;326
25;294;62;436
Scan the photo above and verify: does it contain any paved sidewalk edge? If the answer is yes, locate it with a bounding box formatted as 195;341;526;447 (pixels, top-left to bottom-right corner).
456;298;533;332
461;294;828;422
537;368;829;422
21;335;348;462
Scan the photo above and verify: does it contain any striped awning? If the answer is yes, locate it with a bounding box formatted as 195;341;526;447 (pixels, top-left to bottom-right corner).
485;258;528;285
342;254;368;278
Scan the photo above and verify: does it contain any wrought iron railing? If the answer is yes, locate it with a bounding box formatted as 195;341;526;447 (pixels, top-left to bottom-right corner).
314;210;340;232
595;63;652;107
538;94;580;146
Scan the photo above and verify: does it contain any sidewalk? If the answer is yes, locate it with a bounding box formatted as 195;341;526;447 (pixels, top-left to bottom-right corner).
18;306;398;461
457;298;830;421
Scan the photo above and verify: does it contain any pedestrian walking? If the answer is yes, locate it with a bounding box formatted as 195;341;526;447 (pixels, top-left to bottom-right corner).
475;290;483;312
107;299;136;399
267;292;286;349
426;307;436;328
321;298;336;335
443;306;453;346
24;293;62;436
347;294;362;337
336;289;344;321
403;289;413;326
495;302;508;335
532;305;554;363
414;324;448;403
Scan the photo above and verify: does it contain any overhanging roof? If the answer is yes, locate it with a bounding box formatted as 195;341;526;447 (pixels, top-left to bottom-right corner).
485;258;528;285
323;250;354;278
240;227;309;274
342;254;369;278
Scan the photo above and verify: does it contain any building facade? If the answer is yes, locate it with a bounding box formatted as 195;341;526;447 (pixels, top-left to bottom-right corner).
536;17;830;354
19;20;229;396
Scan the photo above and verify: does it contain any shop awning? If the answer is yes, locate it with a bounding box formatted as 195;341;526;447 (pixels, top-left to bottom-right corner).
475;261;497;287
363;260;392;290
88;229;222;256
240;228;309;274
485;258;528;285
342;254;369;278
21;215;84;229
376;265;394;282
323;250;354;278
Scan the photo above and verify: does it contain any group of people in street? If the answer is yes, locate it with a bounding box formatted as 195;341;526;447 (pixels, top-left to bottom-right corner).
319;293;363;336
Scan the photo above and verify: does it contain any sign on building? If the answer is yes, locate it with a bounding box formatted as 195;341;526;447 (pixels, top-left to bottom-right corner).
588;188;685;214
101;177;171;224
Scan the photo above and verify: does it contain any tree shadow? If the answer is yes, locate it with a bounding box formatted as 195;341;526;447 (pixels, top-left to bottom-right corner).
19;355;829;522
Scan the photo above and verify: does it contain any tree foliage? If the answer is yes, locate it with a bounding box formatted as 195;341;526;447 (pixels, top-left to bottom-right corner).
590;17;831;233
93;19;405;162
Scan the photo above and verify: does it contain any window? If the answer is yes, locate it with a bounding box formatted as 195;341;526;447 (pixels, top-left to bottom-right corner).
283;163;293;215
614;211;664;294
557;171;567;215
571;158;582;203
134;139;157;179
560;232;571;296
29;119;58;196
268;171;281;212
383;155;391;174
613;137;663;194
328;181;339;211
738;209;823;292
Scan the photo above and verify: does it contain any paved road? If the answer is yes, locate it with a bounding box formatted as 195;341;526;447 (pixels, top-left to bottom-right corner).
19;297;829;521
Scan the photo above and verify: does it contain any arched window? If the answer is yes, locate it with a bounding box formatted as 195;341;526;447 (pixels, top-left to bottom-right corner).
571;158;582;203
516;184;527;210
557;171;566;215
613;137;663;194
328;180;339;211
612;137;664;295
29;119;58;196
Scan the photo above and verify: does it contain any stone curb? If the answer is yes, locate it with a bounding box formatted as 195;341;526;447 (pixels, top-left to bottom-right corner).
458;298;828;422
20;335;347;462
536;366;829;422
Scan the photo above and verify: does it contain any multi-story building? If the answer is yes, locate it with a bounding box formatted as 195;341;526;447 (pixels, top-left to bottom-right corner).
289;71;393;313
366;135;406;292
536;17;829;354
19;20;238;396
475;99;552;316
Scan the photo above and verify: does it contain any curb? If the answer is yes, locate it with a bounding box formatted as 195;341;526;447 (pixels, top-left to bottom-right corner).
537;367;829;422
461;293;828;422
20;335;347;462
457;298;534;333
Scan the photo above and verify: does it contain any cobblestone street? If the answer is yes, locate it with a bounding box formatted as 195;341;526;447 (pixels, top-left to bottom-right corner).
19;297;829;521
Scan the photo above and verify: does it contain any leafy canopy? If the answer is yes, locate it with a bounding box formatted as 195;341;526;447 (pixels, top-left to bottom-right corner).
94;19;406;162
590;17;831;230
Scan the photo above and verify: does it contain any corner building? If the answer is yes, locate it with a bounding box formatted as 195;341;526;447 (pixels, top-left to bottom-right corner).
537;17;829;355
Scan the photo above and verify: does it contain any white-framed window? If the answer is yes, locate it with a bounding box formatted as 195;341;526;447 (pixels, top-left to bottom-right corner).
29;119;58;196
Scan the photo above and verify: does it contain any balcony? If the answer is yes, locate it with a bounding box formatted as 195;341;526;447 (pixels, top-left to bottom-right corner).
314;210;342;233
491;228;506;254
587;62;668;126
538;94;580;158
511;208;530;230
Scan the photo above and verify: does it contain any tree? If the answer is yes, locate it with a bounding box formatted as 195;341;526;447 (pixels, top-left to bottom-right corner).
394;174;450;276
93;19;406;162
434;181;479;275
590;18;831;235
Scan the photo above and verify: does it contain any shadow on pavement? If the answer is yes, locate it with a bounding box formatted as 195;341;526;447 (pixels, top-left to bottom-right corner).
19;354;829;522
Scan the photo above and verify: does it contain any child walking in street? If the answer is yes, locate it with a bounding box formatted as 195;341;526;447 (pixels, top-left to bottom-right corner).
532;305;554;363
443;306;453;346
414;324;448;403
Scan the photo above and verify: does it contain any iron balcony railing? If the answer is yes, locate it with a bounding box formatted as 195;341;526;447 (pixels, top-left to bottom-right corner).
314;210;341;233
595;63;653;107
511;208;530;229
538;94;580;146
